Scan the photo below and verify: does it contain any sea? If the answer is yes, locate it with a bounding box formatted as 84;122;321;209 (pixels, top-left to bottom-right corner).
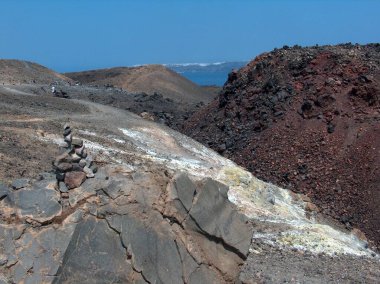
166;62;247;87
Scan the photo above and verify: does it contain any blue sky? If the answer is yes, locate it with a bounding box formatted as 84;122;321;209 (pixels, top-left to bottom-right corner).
0;0;379;72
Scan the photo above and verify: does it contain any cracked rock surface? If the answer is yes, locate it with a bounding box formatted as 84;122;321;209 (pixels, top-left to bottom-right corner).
2;179;62;223
0;166;253;283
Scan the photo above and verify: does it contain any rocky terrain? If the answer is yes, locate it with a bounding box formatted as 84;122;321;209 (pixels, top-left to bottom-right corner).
0;49;379;282
0;84;379;283
65;64;217;103
0;59;217;131
0;83;204;131
183;43;380;250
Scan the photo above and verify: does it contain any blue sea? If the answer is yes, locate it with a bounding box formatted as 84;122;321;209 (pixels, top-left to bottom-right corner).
166;62;247;87
178;71;229;86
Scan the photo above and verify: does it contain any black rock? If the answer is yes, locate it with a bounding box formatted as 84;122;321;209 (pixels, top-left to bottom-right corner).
56;172;65;182
63;128;71;136
298;164;308;174
327;123;335;133
56;162;73;172
71;163;83;172
217;143;227;153
90;165;98;173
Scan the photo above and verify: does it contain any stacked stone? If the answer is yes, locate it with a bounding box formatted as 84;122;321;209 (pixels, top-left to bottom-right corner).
54;124;96;190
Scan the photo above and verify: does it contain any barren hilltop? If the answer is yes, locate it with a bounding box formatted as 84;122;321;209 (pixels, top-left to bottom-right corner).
0;59;72;85
65;64;217;103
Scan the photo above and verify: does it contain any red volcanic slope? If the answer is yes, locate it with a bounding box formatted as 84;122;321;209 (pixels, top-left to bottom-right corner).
183;44;380;248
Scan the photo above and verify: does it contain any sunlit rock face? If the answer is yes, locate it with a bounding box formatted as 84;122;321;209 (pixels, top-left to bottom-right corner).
0;94;378;283
36;110;376;258
112;124;376;257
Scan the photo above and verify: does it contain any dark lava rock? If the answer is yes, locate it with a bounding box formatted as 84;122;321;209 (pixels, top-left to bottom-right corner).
327;123;335;133
63;127;71;136
56;172;65;182
55;162;73;172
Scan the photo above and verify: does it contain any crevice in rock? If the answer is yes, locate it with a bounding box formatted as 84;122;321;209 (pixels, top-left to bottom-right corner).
39;193;96;226
104;216;151;284
5;260;18;269
159;186;248;261
161;213;185;230
188;214;248;260
96;188;111;199
132;267;151;284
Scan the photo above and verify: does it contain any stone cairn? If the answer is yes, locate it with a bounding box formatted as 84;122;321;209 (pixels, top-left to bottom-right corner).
53;124;96;191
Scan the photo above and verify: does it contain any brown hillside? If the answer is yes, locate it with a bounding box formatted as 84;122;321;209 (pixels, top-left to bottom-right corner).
183;43;380;249
65;64;217;103
0;59;72;85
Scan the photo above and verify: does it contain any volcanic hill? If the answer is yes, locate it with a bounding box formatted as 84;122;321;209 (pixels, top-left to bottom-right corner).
0;61;216;131
0;59;72;85
183;43;380;248
65;64;217;103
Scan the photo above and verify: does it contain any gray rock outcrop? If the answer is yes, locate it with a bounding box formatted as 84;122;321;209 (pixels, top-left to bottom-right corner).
2;179;61;223
0;165;254;283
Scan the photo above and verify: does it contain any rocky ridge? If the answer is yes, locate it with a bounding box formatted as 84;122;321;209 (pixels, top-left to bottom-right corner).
183;43;380;249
